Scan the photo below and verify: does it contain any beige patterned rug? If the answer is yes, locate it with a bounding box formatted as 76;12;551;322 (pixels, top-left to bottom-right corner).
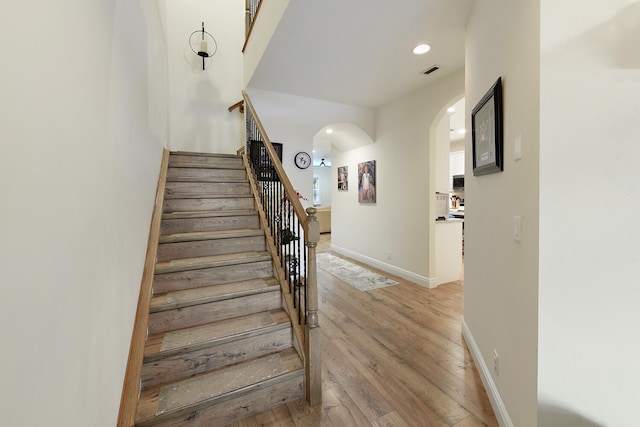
317;253;398;292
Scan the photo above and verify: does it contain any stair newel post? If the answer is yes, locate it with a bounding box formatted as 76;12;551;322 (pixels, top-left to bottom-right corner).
304;207;321;406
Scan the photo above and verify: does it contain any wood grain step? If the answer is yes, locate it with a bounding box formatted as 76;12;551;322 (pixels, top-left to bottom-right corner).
159;229;264;244
167;166;246;182
151;277;280;313
160;210;260;235
153;260;274;294
155;251;272;275
141;311;293;388
157;229;266;262
147;284;281;334
169;153;243;170
135;348;304;427
165;181;250;196
163;195;254;213
145;309;290;359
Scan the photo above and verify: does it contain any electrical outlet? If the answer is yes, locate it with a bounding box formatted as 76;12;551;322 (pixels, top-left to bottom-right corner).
387;250;391;260
493;349;500;376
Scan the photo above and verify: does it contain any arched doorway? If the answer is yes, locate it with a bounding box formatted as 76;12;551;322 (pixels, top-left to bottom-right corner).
427;94;465;286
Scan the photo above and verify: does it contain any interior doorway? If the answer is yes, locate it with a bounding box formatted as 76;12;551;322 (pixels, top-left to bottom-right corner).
428;95;465;287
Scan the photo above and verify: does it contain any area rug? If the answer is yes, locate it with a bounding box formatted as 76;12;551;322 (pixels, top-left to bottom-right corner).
316;253;398;292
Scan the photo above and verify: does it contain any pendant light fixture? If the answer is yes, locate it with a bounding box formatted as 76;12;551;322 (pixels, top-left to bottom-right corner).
189;22;217;70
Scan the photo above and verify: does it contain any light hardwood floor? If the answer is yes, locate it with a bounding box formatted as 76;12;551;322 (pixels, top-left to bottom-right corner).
229;234;497;427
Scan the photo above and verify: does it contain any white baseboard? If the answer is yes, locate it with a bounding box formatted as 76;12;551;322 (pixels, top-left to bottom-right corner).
329;244;437;288
461;319;513;427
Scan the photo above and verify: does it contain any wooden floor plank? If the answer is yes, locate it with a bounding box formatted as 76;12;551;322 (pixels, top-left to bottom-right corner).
233;234;497;427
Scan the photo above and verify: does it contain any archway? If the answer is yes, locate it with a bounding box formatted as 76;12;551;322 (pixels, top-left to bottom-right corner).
427;94;465;286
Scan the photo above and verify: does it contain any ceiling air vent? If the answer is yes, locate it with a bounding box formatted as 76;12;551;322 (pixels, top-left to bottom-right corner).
422;65;439;75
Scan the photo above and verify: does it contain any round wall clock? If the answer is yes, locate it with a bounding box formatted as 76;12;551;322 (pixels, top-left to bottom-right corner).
294;151;311;169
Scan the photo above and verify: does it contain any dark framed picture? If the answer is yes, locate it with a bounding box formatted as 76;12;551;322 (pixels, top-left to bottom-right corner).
472;77;503;176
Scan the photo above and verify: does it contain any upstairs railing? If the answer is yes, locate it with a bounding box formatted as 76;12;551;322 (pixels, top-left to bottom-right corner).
239;90;321;406
245;0;262;40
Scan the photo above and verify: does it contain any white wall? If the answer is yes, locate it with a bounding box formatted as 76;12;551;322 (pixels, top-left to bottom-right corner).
0;0;164;425
243;0;291;86
331;70;464;285
246;88;375;209
538;1;640;425
313;166;332;207
164;0;245;153
434;111;452;193
450;139;465;154
464;0;540;425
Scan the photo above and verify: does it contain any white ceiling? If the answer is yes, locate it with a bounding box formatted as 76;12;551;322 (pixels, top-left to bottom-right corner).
248;0;474;109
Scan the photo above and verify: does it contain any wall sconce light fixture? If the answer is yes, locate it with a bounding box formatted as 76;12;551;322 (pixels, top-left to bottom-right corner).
320;159;326;167
189;22;217;70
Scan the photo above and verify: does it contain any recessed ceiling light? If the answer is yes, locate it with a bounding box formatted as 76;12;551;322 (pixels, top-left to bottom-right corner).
447;106;456;113
413;44;431;55
326;128;334;134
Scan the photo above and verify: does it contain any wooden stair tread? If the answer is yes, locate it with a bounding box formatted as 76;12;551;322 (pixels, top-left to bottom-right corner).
150;277;280;313
135;348;304;425
166;176;248;183
168;164;245;170
162;209;258;220
170;151;241;158
144;309;291;360
159;228;263;243
154;251;272;275
164;193;253;199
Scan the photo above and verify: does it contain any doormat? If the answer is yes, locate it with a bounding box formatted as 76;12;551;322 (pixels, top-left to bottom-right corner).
317;253;398;292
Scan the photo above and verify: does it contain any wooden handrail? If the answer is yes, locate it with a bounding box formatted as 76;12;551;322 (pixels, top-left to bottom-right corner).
240;153;308;364
242;90;309;231
228;99;244;113
242;0;263;53
241;90;321;406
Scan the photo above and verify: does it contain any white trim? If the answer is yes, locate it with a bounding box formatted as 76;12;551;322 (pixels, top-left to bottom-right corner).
330;244;437;288
461;319;513;427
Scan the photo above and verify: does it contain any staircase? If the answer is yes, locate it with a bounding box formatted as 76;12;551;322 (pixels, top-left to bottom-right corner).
134;152;304;426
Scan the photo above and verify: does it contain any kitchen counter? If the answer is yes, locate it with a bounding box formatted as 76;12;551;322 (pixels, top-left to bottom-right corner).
434;219;463;287
449;208;465;218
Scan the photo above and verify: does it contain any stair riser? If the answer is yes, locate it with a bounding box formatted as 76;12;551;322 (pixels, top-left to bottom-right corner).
143;374;304;427
147;290;281;334
167;167;246;182
157;236;266;262
165;181;250;196
153;260;274;294
141;327;292;388
169;155;243;169
163;197;254;213
160;215;260;234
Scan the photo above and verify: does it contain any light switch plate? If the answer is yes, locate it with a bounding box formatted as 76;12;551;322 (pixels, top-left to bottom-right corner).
514;216;522;242
514;135;522;161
